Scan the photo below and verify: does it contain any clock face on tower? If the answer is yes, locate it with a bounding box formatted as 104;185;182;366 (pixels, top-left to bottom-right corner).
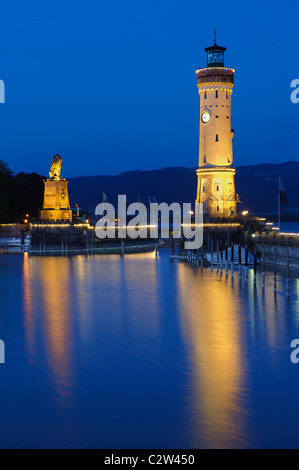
201;111;211;123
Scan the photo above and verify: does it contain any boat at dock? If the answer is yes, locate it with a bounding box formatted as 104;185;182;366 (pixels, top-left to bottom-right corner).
0;236;30;248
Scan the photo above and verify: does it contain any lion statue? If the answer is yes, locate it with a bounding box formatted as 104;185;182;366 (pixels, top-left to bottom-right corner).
49;154;63;180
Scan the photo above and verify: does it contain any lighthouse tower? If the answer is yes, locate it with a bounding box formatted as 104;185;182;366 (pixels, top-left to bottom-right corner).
196;33;238;219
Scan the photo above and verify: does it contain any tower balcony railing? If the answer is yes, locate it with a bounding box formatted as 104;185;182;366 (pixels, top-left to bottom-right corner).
196;67;235;85
196;67;234;77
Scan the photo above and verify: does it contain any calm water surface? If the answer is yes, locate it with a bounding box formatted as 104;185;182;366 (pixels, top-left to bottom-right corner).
0;250;299;448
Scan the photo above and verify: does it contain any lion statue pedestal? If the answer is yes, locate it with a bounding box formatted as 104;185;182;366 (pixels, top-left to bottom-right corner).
40;155;73;222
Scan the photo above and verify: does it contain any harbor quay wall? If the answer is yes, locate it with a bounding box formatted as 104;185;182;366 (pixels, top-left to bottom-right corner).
29;225;158;255
30;225;93;254
254;237;299;269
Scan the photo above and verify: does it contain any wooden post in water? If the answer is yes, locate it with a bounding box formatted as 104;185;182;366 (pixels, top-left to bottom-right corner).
217;239;219;270
201;243;204;268
211;239;213;270
86;230;89;253
225;242;228;275
231;242;234;277
262;245;266;288
287;249;290;296
274;250;277;293
21;230;25;253
254;246;257;284
39;230;42;254
220;241;223;270
170;232;174;256
245;246;248;282
238;244;242;279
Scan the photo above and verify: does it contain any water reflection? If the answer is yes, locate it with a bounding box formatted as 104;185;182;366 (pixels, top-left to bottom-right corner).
23;256;74;401
13;252;299;448
177;263;249;448
23;253;35;360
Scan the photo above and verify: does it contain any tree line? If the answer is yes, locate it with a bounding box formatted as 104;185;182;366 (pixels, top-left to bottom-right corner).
0;160;44;222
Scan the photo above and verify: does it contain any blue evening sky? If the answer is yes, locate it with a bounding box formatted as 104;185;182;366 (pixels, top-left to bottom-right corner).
0;0;298;177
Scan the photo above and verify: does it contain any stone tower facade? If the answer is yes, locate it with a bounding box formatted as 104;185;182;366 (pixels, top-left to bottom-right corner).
196;38;238;219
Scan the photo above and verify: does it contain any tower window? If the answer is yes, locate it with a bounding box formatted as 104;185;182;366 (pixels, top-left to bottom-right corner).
226;91;229;99
215;184;220;192
217;206;219;212
202;185;206;193
215;90;218;98
215;134;219;142
215;115;219;118
204;91;207;99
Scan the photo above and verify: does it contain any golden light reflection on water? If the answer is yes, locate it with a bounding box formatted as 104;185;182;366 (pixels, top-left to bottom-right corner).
177;264;249;448
21;250;296;448
41;258;72;380
23;253;35;360
22;252;160;378
23;256;74;401
177;264;293;448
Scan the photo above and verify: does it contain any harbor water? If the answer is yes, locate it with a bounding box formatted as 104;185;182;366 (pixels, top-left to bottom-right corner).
0;250;299;448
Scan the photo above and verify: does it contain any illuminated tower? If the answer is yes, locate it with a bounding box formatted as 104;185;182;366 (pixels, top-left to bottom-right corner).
196;33;238;219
